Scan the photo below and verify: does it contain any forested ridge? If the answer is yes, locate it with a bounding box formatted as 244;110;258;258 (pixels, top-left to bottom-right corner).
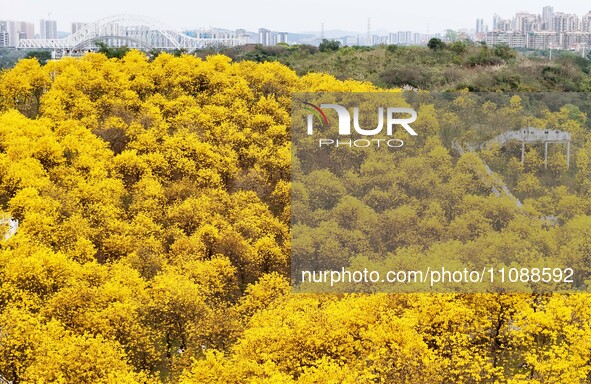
199;42;591;92
0;50;590;383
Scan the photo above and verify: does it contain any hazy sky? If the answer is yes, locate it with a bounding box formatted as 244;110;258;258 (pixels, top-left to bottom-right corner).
0;0;590;34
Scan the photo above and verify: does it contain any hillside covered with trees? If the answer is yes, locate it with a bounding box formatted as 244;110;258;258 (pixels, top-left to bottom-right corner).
0;50;590;383
201;41;591;92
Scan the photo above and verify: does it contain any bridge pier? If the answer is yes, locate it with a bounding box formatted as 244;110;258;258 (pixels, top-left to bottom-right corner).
526;140;570;170
544;142;548;169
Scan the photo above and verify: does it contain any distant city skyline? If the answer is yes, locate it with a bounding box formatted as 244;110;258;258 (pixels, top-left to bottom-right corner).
1;0;591;35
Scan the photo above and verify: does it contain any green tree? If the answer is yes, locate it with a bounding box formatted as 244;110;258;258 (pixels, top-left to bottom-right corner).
24;50;52;65
96;41;131;59
319;39;341;52
427;38;446;51
493;43;516;60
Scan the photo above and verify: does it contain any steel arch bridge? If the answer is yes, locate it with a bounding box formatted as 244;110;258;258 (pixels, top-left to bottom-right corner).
17;14;248;50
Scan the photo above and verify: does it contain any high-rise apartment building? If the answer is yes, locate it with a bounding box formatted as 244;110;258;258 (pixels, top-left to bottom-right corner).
6;21;34;46
388;33;398;44
397;31;406;44
542;6;554;30
476;18;485;33
40;19;58;39
582;12;591;32
274;32;288;45
405;31;413;44
552;13;579;33
492;14;501;31
514;13;541;32
258;28;271;46
71;22;87;34
413;32;421;45
495;18;512;32
0;21;8;48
